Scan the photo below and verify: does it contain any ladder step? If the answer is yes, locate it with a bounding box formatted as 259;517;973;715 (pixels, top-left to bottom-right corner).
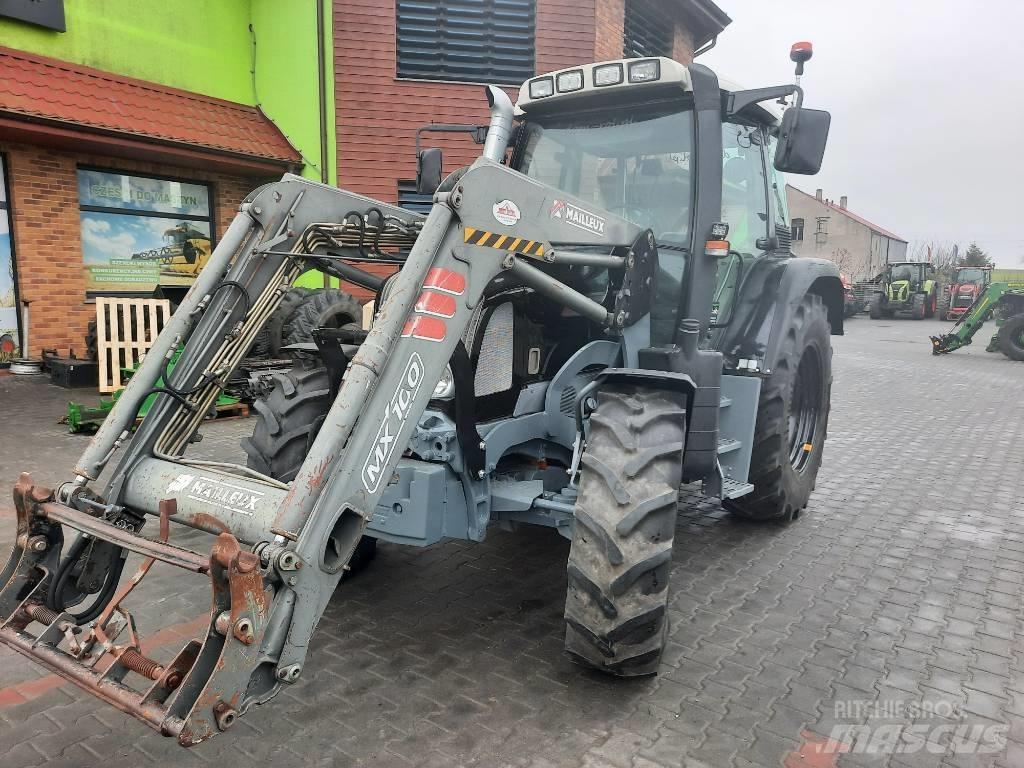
717;438;741;454
721;478;755;499
719;396;732;408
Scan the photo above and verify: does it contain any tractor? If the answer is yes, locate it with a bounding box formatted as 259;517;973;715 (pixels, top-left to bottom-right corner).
868;261;938;319
0;48;841;745
938;266;1024;321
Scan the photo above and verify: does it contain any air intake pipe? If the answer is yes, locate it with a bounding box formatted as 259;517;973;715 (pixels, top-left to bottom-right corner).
482;85;514;163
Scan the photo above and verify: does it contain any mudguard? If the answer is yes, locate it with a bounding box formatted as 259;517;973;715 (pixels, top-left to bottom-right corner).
717;255;843;373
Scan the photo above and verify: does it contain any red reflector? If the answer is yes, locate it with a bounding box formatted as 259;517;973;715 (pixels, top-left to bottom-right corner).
424;267;466;295
401;315;446;342
415;290;457;318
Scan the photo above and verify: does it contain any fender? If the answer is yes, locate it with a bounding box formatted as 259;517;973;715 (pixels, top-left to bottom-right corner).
717;255;843;372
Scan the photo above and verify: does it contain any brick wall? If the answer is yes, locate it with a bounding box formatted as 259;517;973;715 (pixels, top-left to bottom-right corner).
594;0;625;61
2;142;264;356
333;0;600;203
672;22;696;62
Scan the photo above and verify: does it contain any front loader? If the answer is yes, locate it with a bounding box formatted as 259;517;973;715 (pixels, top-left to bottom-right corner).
930;281;1024;361
0;49;842;745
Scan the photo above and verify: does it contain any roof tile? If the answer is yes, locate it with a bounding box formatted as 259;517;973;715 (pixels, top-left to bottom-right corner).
0;46;301;165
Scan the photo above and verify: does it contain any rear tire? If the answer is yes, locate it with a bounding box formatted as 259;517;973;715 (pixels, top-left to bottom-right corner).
242;360;377;574
724;294;832;522
564;385;686;676
282;289;363;349
912;293;927;320
996;314;1024;362
938;294;950;322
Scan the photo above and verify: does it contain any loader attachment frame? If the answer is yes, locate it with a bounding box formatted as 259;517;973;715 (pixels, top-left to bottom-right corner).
0;159;655;742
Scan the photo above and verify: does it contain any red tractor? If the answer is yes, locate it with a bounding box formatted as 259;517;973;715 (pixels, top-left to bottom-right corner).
939;266;991;321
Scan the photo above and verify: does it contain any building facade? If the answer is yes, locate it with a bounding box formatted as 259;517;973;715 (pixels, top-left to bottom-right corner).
787;185;908;282
0;0;728;365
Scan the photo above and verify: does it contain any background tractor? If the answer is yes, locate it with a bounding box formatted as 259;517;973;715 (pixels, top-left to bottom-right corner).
868;261;938;319
0;48;841;744
938;266;1024;321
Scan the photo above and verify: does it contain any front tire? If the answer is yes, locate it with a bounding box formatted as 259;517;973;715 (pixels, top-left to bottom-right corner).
869;293;883;319
996;313;1024;362
242;361;377;574
725;294;832;522
912;293;927;320
564;385;686;676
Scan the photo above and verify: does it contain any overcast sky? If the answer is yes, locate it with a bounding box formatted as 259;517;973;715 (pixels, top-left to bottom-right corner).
702;0;1024;267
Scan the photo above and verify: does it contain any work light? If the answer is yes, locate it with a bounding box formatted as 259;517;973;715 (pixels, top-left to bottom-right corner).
593;63;624;86
627;59;660;83
432;364;455;400
556;69;584;92
528;77;554;99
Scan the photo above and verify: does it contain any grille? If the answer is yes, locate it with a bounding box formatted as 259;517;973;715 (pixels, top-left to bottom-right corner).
775;223;792;252
474;302;515;396
559;385;577;415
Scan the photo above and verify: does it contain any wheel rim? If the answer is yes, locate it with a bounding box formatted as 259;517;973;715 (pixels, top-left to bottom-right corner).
788;345;822;472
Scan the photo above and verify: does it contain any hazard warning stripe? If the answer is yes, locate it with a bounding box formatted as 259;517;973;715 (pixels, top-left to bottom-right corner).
464;227;545;257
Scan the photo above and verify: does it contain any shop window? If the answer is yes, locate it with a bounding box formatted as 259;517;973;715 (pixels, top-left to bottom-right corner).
0;155;20;364
791;218;804;241
77;168;213;297
624;0;673;59
396;0;535;84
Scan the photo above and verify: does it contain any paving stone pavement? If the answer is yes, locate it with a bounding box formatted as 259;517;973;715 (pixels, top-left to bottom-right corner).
0;316;1021;767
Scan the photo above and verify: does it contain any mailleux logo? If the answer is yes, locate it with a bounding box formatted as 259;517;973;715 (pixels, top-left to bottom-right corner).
166;473;264;517
492;199;521;226
362;352;425;492
550;199;606;235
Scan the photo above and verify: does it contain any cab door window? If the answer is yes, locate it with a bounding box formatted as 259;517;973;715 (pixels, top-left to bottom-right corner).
721;123;769;256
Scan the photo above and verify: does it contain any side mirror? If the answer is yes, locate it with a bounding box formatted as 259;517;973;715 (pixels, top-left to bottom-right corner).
416;148;443;195
774;107;831;175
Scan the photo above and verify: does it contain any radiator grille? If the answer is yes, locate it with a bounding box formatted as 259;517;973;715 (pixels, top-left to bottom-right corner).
474;302;515;396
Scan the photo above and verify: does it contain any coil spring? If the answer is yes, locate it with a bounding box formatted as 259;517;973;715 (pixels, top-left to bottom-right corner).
119;648;163;680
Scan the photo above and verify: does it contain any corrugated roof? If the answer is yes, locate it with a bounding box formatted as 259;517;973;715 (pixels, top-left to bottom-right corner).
788;185;907;243
0;46;301;166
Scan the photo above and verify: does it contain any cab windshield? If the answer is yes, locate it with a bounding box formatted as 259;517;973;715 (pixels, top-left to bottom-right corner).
518;103;694;249
956;268;987;284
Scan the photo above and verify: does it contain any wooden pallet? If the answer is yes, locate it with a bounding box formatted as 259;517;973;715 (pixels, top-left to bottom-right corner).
96;298;171;393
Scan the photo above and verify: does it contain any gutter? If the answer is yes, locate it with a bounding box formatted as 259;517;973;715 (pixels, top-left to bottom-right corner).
316;0;329;184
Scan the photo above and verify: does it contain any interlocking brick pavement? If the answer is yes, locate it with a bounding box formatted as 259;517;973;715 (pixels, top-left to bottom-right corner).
0;316;1021;767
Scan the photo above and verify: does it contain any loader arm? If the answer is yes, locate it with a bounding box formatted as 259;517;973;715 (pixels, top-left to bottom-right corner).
930;282;1023;354
0;161;653;744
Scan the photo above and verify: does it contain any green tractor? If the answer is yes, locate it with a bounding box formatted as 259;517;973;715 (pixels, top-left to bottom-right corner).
868;261;938;320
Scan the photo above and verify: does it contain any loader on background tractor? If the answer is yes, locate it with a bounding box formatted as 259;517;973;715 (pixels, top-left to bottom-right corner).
931;281;1024;361
868;261;938;319
0;47;841;745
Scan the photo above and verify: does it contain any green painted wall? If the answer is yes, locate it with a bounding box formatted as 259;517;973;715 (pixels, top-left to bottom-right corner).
0;1;254;103
0;0;336;185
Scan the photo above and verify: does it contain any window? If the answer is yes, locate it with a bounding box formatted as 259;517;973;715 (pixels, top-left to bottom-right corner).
397;180;433;214
791;218;804;241
815;215;829;244
624;0;673;59
721;123;769;257
0;155;20;364
396;0;535;84
77;169;213;297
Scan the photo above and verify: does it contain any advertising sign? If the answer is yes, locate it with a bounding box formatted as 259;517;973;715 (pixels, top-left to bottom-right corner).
77;169;213;295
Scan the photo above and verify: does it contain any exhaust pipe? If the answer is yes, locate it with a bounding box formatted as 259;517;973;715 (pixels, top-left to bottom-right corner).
482;85;514;163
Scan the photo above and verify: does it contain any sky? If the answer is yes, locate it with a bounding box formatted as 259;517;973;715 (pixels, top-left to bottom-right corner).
702;0;1024;267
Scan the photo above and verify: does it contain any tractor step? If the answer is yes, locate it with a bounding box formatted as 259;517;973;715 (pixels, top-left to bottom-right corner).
717;437;742;455
721;478;755;499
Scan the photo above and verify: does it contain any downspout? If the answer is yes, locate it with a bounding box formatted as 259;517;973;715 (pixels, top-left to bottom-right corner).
316;0;329;184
